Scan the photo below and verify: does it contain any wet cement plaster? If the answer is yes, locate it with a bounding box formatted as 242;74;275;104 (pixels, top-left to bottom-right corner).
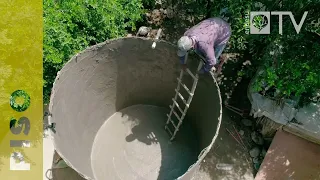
48;37;241;180
91;105;198;180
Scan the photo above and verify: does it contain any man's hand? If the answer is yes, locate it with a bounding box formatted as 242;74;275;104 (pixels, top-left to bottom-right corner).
214;64;222;74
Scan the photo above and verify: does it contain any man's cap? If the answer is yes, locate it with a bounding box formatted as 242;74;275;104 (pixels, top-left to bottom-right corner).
177;36;192;57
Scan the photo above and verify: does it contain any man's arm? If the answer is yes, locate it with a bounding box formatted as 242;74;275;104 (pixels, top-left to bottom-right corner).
201;44;217;71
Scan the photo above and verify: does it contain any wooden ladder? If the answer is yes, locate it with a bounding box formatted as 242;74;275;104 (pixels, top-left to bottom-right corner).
165;53;203;141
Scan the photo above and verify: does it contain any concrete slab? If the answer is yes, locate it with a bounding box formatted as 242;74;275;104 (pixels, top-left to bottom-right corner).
255;130;320;180
43;104;55;180
43;130;54;180
289;102;320;144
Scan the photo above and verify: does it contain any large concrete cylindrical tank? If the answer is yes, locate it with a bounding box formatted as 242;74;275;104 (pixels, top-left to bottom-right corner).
48;37;222;180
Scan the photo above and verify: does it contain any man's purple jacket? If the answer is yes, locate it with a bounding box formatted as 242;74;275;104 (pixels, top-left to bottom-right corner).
180;17;231;70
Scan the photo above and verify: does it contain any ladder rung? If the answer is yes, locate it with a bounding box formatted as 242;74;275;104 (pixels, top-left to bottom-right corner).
175;89;189;107
177;78;193;96
172;110;181;122
166;114;178;128
168;110;182;122
170;101;184;115
165;125;173;135
171;121;177;128
186;69;198;80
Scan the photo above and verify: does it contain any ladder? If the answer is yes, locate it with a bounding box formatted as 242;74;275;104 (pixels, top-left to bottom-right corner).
165;53;203;141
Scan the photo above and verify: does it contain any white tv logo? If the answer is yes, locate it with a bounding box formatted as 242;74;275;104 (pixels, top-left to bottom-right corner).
250;11;308;34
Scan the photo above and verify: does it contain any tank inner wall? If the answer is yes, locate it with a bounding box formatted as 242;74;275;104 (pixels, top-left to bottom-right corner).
49;37;221;179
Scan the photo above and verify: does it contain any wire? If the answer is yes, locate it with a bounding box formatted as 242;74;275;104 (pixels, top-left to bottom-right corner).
45;168;52;180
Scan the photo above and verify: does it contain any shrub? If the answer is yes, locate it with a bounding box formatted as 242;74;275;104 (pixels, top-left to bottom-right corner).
43;0;145;103
43;0;320;107
203;0;320;107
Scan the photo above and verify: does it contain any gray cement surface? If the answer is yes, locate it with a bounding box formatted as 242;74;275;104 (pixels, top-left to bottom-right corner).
48;37;254;180
49;108;254;180
91;105;198;180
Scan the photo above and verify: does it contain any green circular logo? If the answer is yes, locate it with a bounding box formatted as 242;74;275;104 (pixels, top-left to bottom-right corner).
252;15;268;31
10;90;30;112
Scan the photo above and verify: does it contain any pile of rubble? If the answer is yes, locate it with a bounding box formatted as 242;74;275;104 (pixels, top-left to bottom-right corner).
240;117;280;171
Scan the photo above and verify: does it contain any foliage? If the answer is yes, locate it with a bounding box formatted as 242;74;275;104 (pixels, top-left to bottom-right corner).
43;0;145;103
202;0;320;107
249;1;320;107
43;0;320;107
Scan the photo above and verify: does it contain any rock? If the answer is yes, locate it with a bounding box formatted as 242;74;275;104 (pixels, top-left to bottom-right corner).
239;130;244;136
263;138;273;147
252;157;260;164
137;26;151;36
152;9;161;17
254;163;261;171
166;7;174;19
155;0;162;8
249;147;261;158
126;34;133;37
148;29;159;38
162;9;167;15
251;131;264;145
261;148;267;157
243;60;252;66
241;118;253;127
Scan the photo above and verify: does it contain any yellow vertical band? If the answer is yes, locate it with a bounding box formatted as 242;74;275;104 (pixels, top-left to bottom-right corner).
0;1;43;179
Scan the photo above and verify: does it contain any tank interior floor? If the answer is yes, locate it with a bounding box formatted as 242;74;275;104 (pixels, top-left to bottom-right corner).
91;105;199;180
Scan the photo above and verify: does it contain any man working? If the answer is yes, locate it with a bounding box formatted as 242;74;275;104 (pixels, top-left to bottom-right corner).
177;17;231;74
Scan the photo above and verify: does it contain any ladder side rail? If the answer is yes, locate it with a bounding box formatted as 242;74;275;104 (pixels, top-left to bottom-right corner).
166;70;184;125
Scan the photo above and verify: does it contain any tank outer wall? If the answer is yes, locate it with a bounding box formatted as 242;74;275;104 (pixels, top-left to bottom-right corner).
48;37;222;180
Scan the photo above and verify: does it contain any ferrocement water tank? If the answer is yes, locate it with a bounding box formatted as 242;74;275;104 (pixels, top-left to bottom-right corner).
48;37;222;180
